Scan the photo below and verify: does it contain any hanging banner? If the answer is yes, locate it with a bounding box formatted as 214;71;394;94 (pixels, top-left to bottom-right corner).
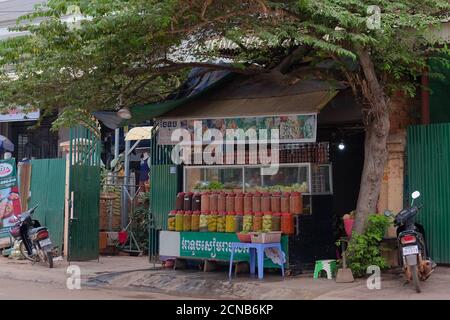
0;107;40;123
157;114;317;145
0;159;21;228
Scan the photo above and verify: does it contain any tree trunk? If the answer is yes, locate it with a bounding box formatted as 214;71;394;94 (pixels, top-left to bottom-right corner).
354;47;390;234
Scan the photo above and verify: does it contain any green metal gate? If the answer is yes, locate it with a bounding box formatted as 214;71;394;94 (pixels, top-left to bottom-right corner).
149;164;180;260
68;165;101;261
407;123;450;263
148;126;180;261
68;123;102;261
29;158;66;252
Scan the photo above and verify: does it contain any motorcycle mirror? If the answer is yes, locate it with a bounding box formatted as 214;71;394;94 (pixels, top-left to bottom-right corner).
412;191;421;199
384;210;392;217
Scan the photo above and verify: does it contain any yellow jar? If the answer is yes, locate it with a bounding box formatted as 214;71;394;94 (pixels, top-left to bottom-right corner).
225;212;235;233
208;211;218;232
175;211;184;232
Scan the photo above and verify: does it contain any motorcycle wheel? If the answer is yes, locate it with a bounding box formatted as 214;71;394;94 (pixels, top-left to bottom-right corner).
412;265;421;293
19;241;38;262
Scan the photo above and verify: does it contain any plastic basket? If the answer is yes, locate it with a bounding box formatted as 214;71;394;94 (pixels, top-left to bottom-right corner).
251;232;282;244
237;233;252;243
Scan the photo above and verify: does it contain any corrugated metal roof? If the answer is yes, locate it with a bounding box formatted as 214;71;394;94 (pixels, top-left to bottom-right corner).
158;73;343;119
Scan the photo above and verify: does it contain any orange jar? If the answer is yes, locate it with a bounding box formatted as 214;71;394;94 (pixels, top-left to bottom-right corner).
261;192;271;212
234;192;244;213
218;192;227;212
201;192;210;212
281;212;294;235
253;212;263;232
290;192;303;215
271;192;281;213
252;192;261;213
226;192;235;213
244;193;253;213
209;192;218;212
191;211;200;231
281;192;290;213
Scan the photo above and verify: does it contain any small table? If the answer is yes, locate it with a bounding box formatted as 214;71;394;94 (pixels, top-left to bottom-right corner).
228;242;285;280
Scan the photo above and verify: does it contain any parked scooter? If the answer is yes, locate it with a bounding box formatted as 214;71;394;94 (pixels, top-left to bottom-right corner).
9;205;54;268
384;191;435;293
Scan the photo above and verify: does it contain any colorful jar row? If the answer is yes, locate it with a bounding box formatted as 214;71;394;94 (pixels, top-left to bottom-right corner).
168;210;294;235
176;191;303;215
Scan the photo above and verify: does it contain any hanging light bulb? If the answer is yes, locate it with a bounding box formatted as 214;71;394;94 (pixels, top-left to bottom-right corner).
116;94;132;120
117;106;132;119
338;140;345;150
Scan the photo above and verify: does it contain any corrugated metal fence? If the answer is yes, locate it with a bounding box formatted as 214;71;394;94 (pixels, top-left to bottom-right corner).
29;158;66;252
407;123;450;264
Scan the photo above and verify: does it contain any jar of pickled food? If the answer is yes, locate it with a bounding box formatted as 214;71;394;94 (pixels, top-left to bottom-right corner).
199;211;209;232
217;211;226;232
262;212;272;232
191;211;200;231
244;193;253;213
209;192;218;212
290;192;303;215
281;192;290;213
168;210;177;231
208;211;218;232
242;212;253;232
261;192;271;212
271;192;281;213
175;192;184;211
175;210;184;232
281;212;294;235
225;212;235;233
234;192;244;213
183;192;193;211
192;193;201;211
183;211;192;231
272;212;281;231
226;192;235;213
253;212;263;232
201;192;210;212
252;192;261;213
218;192;227;212
234;212;244;232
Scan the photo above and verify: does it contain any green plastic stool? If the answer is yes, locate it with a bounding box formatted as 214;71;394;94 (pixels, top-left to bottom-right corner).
313;259;337;279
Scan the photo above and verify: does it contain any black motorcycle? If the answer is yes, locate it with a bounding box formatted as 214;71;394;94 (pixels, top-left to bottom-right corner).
9;205;54;268
384;191;435;293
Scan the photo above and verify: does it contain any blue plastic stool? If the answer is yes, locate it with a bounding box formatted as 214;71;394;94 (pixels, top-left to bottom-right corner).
229;242;285;280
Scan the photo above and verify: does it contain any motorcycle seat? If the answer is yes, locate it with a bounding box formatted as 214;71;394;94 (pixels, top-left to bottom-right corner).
28;227;47;235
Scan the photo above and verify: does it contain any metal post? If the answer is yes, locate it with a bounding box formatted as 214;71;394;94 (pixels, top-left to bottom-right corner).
122;138;131;228
114;128;120;160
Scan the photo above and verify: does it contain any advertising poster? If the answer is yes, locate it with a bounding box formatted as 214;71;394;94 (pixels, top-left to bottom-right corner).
158;114;317;145
0;159;21;228
0;107;40;123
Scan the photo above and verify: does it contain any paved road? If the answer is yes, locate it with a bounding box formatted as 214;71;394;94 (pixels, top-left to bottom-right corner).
0;255;198;300
0;278;197;300
1;256;449;299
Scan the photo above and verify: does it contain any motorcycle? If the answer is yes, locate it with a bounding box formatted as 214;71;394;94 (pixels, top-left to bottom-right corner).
384;191;435;293
9;205;54;268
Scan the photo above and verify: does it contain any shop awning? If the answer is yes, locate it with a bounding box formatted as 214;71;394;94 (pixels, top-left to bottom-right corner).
159;90;337;119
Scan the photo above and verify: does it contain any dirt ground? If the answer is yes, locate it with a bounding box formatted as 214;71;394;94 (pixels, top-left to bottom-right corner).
0;255;449;300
